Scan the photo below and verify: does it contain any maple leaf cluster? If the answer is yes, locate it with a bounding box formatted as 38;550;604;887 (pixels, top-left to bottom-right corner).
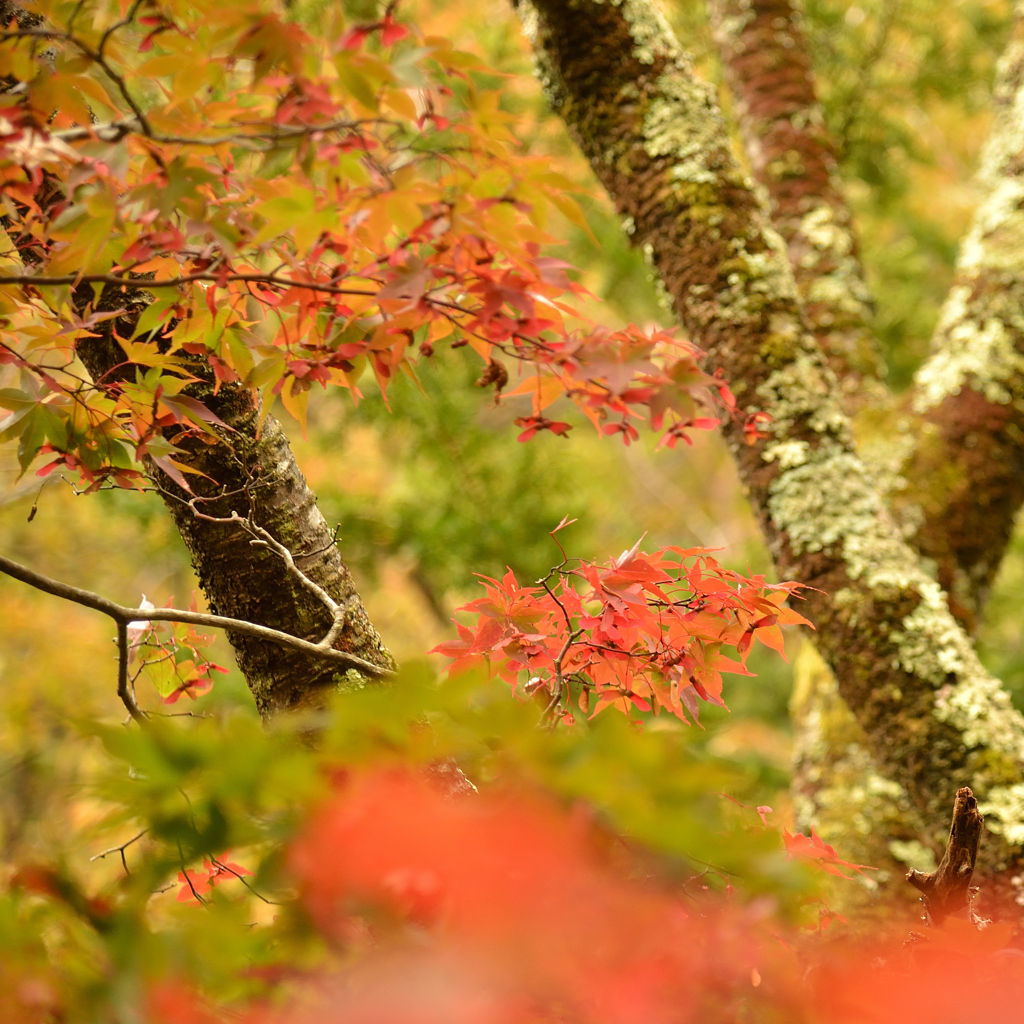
0;0;761;494
176;855;252;905
434;528;811;725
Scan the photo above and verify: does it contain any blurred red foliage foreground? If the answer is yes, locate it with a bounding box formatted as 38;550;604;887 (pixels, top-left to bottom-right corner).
152;770;1024;1024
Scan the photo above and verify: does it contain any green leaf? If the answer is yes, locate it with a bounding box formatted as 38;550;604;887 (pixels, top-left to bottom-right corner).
38;404;68;449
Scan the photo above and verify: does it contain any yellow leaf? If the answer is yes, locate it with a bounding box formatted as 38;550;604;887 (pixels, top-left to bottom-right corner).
546;191;597;244
383;88;418;121
279;378;310;435
503;373;565;412
29;74;91;126
137;55;185;77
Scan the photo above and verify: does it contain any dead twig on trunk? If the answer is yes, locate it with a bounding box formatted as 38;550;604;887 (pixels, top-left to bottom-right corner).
907;787;984;926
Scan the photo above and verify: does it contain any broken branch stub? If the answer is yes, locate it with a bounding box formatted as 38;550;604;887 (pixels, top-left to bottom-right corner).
907;787;984;926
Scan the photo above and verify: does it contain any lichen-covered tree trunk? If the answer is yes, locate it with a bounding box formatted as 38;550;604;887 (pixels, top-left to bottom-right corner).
709;0;911;896
711;1;1024;896
894;17;1024;628
784;11;1024;898
713;0;1024;627
517;0;1024;913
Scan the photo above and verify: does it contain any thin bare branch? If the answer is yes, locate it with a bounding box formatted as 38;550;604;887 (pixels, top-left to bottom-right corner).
90;829;147;876
0;553;394;689
0;270;377;296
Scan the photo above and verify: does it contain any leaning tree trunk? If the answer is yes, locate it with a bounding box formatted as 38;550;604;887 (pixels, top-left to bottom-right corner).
712;0;1024;899
515;0;1024;916
709;0;915;902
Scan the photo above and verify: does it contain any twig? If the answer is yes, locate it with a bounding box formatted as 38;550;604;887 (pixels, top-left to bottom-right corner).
90;829;147;876
177;841;206;905
183;503;355;647
49;115;397;148
0;270;377;295
209;857;280;905
198;508;339;613
115;619;142;721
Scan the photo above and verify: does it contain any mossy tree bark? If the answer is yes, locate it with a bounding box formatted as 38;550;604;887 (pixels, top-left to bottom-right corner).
711;0;1024;899
713;0;1024;628
709;0;909;899
708;0;1024;900
895;18;1024;629
516;0;1024;913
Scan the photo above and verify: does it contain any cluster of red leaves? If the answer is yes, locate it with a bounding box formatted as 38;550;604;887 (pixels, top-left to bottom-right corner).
149;769;1024;1024
176;856;253;905
783;828;873;881
434;534;811;724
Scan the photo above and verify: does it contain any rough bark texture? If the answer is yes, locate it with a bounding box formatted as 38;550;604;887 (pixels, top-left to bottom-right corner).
786;12;1024;901
709;1;911;895
74;321;395;718
713;2;1024;630
709;0;885;408
709;0;943;900
517;0;1024;911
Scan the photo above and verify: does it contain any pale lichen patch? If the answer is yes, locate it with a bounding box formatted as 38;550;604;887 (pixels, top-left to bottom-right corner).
755;350;847;436
639;68;725;179
980;783;1024;845
767;443;880;555
799;205;853;258
913;285;1024;412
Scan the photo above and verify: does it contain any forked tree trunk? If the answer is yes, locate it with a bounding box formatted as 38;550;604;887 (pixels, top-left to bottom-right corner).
515;0;1024;915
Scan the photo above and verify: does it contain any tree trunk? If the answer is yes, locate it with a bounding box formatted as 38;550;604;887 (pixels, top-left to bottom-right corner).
711;0;1024;903
74;319;396;719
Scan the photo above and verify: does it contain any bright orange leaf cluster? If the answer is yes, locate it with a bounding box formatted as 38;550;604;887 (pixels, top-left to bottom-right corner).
434;528;812;724
176;854;252;905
